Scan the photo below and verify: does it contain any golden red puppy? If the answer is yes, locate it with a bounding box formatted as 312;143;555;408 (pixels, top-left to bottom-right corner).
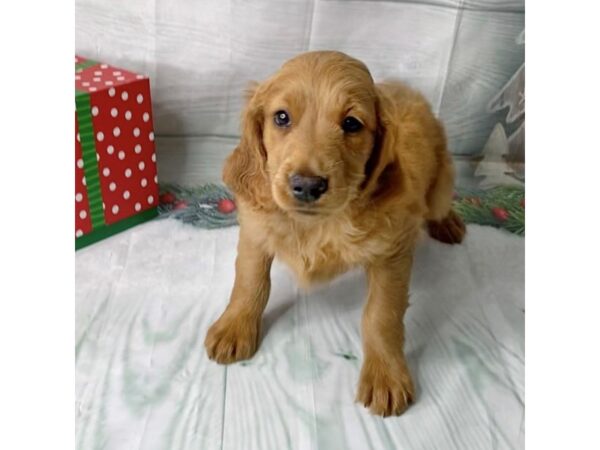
205;51;465;417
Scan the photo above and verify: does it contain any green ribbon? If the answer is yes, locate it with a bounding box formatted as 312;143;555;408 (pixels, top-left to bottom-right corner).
76;92;105;229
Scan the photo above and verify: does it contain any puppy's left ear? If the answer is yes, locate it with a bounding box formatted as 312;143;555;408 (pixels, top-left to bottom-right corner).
360;87;401;199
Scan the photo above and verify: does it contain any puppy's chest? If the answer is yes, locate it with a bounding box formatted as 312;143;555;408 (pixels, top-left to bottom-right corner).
264;220;383;285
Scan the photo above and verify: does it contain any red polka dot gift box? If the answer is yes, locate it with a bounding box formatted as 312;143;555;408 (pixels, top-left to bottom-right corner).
75;55;159;250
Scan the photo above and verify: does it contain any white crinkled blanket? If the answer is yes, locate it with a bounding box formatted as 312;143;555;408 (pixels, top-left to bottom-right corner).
76;220;524;450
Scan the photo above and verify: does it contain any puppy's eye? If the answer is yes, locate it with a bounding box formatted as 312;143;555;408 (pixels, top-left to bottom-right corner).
274;110;291;128
342;116;363;133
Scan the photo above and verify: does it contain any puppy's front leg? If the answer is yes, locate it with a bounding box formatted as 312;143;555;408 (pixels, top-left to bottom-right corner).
205;227;273;364
357;250;415;416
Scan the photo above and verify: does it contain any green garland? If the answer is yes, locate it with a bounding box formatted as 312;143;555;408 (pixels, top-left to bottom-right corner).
157;183;525;236
453;185;525;236
157;183;238;229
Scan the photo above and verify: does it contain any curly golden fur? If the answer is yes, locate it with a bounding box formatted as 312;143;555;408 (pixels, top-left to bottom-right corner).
205;51;465;416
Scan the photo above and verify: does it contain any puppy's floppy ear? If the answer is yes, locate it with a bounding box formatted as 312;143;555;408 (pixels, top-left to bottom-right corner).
360;86;402;200
222;82;273;209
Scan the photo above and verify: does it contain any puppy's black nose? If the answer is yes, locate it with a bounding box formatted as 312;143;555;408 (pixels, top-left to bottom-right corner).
289;174;328;203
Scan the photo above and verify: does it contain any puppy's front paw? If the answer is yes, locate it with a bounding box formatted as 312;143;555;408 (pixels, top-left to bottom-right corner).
204;313;260;364
356;357;414;417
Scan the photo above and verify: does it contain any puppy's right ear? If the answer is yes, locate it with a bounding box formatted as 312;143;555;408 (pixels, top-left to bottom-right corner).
360;86;401;200
222;82;273;209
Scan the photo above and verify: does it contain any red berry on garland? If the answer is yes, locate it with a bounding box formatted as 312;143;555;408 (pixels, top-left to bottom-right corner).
160;192;176;204
217;198;236;214
173;200;188;210
491;207;509;221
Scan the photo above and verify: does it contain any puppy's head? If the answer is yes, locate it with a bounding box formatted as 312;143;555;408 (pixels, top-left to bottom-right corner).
224;51;394;217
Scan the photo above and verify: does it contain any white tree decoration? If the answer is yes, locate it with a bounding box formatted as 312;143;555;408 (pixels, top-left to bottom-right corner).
476;29;525;188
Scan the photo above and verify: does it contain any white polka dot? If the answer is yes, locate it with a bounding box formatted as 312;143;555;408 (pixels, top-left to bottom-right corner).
108;87;116;97
141;178;148;187
154;175;158;183
125;168;132;178
91;106;99;116
135;202;142;211
147;195;154;205
123;190;130;200
96;131;104;142
75;193;83;202
121;91;128;101
107;145;114;155
100;64;108;69
102;202;105;210
134;144;142;154
96;153;100;162
112;205;119;214
75;75;81;81
133;127;140;137
136;94;144;104
93;77;101;82
138;161;145;171
82;81;90;87
105;80;114;86
136;74;144;79
76;229;83;238
113;126;121;137
77;158;83;169
113;71;121;76
151;153;156;162
89;87;97;92
118;151;125;160
149;132;155;141
109;182;116;191
76;133;80;142
82;176;86;186
142;112;150;122
125;110;132;120
117;76;125;82
94;70;102;76
102;167;110;177
79;210;87;219
110;107;118;117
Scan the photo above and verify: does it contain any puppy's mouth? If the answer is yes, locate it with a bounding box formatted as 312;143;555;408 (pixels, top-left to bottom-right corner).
290;202;342;218
293;208;320;216
282;199;346;220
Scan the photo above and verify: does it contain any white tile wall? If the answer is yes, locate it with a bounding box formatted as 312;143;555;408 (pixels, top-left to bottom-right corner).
76;0;525;184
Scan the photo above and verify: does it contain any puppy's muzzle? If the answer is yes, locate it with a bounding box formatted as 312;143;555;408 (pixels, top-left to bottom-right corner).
289;174;328;203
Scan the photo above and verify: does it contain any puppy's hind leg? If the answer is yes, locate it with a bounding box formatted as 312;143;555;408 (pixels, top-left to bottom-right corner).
427;210;465;245
425;159;465;245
